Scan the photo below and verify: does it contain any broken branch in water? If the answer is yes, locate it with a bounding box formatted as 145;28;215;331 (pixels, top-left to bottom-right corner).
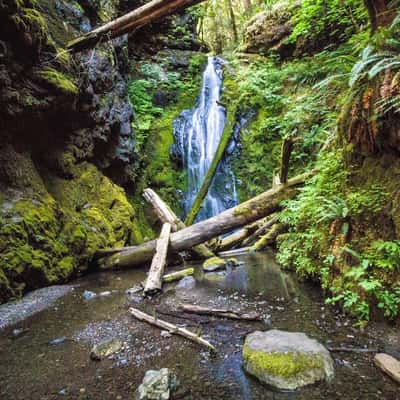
129;307;217;352
179;304;262;321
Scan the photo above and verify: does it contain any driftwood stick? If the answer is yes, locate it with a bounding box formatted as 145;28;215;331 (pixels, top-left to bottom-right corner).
129;307;217;352
144;223;171;295
96;171;315;270
143;188;214;259
179;304;262;321
327;346;378;353
163;268;195;283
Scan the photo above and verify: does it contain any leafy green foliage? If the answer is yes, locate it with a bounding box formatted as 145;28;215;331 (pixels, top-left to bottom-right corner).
289;0;367;48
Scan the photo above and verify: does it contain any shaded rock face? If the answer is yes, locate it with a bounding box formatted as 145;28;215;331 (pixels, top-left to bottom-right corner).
243;330;334;390
242;1;300;57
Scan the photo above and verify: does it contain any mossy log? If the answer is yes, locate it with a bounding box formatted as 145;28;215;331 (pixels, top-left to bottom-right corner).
129;307;216;352
96;171;313;270
163;268;194;283
67;0;205;52
217;217;267;251
143;223;171;296
143;188;214;259
242;215;278;247
250;223;287;252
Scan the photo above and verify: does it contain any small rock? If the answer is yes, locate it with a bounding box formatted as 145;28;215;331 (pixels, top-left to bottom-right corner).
243;330;334;390
136;368;178;400
49;337;66;345
58;388;68;396
99;291;112;297
12;328;25;338
126;285;143;296
90;339;123;361
161;331;172;339
83;290;97;300
175;276;196;290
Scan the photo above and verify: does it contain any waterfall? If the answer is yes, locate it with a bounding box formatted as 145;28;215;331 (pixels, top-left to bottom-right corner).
173;57;238;222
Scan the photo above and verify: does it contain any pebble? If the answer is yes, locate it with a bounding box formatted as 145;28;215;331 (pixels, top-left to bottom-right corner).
49;337;66;345
83;290;97;300
161;331;172;338
99;291;112;297
58;388;68;396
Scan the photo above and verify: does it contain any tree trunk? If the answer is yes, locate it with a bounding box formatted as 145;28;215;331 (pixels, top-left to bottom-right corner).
143;188;214;259
144;223;171;295
227;0;239;44
67;0;206;51
129;307;217;352
97;171;314;270
363;0;396;31
279;138;294;184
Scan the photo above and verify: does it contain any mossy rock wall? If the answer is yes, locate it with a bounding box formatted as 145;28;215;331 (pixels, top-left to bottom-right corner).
0;159;146;304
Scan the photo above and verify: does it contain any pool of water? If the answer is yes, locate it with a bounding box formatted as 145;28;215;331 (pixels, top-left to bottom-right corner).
0;251;399;399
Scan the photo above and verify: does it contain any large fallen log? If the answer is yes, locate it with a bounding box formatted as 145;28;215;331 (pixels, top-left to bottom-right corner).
179;304;262;321
144;223;171;295
143;188;214;259
67;0;206;52
97;171;314;270
129;307;216;352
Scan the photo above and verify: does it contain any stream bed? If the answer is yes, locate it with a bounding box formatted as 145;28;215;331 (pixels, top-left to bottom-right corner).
0;251;399;399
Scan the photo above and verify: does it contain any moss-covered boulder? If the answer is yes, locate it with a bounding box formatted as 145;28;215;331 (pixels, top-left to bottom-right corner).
243;330;334;390
242;0;300;57
203;256;227;272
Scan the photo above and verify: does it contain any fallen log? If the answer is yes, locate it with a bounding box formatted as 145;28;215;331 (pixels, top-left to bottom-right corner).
143;188;214;259
216;218;267;251
67;0;205;52
97;171;314;270
374;353;400;384
179;304;262;321
218;247;250;257
327;346;378;354
250;223;287;252
129;307;216;352
242;215;278;247
163;268;194;283
144;223;171;295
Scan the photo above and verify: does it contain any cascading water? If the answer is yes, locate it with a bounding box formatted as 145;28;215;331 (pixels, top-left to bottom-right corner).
173;57;238;222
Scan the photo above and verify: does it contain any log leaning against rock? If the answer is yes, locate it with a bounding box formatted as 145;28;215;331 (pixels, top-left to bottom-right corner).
129;307;216;352
97;171;314;270
144;223;171;295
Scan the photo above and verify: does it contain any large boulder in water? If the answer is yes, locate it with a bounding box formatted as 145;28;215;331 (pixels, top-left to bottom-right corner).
243;330;334;390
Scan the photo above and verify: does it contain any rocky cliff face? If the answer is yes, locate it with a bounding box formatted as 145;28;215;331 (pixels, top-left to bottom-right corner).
0;0;201;303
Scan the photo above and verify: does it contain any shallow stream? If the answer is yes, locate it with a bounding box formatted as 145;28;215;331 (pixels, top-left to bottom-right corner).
0;252;399;399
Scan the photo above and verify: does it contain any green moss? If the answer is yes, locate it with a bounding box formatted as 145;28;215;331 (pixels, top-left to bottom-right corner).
36;68;78;95
203;256;226;268
243;344;323;379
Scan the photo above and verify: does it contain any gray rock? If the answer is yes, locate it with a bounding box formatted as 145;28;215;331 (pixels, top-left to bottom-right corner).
243;330;334;390
90;339;123;361
83;290;97;300
175;276;196;290
99;291;112;297
49;337;66;345
136;368;178;400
